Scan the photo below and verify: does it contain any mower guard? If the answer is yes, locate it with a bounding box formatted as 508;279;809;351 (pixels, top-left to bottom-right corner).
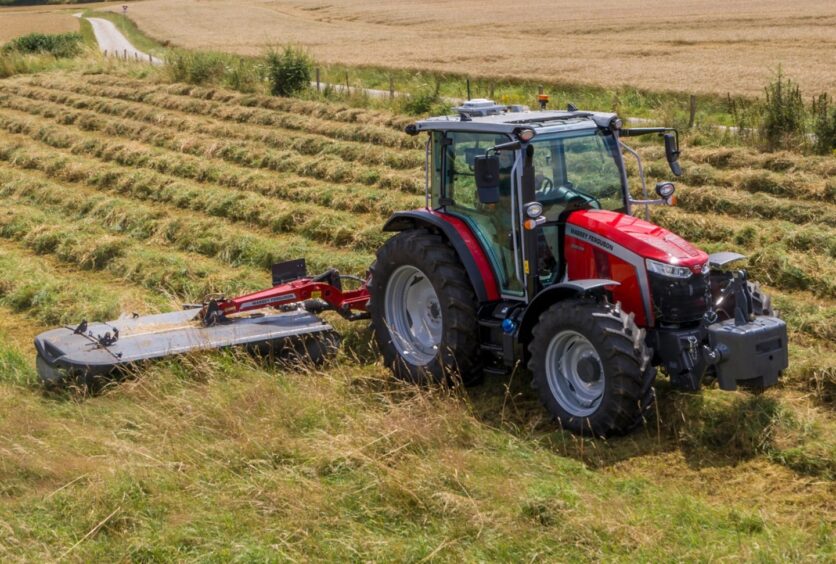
34;307;335;383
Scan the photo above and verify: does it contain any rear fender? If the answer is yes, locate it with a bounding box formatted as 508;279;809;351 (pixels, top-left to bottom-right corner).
517;279;620;352
383;210;500;302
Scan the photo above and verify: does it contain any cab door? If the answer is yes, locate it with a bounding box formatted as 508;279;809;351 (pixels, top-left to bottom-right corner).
431;130;525;297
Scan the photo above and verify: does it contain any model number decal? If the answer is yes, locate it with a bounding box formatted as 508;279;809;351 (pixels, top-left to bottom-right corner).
567;226;614;252
240;293;296;309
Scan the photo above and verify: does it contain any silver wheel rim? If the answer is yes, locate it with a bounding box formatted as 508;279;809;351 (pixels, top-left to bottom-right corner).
545;330;605;417
384;265;442;366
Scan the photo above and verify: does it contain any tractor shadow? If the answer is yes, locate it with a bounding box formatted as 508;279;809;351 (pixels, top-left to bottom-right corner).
466;368;782;471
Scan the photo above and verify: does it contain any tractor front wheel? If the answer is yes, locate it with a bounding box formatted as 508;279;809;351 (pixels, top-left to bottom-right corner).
368;229;480;384
528;300;655;436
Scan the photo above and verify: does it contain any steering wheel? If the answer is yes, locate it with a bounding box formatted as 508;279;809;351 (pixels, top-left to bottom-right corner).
536;176;563;200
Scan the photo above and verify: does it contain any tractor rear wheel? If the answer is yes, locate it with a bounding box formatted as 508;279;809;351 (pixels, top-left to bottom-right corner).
528;299;655;436
369;229;480;384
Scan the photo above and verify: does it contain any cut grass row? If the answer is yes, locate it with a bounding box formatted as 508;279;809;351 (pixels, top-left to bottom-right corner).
0;92;424;195
0;200;286;308
685;146;836;178
0;80;425;170
0;106;419;212
82;71;417;132
628;148;832;205
672;183;836;228
16;72;835;187
0;239;159;328
653;207;836;259
652;209;836;299
0;134;393;252
674;161;833;205
0;166;374;276
21;73;422;150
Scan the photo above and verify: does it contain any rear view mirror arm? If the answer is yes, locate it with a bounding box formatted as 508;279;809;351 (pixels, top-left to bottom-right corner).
620;141;651;221
620;127;682;177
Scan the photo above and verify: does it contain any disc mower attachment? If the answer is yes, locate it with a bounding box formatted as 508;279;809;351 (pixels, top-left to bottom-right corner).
34;307;337;384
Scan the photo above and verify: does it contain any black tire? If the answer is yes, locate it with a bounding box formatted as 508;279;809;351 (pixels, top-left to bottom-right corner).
272;331;341;367
368;228;480;384
528;299;655;436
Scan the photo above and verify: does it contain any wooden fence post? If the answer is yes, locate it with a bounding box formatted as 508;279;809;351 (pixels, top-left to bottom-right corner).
316;68;321;93
466;78;471;100
344;71;349;93
123;49;127;60
389;75;394;100
149;53;152;64
103;49;107;57
688;94;697;128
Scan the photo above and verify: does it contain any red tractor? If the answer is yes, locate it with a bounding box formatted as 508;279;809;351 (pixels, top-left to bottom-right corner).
35;99;788;436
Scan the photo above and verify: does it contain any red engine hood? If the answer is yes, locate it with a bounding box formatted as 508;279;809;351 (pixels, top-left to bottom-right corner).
567;210;708;269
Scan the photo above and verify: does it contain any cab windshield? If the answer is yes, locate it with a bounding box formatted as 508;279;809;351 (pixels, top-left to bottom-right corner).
531;129;625;216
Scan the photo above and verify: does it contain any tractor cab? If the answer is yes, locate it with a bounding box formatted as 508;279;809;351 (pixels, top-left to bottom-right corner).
405;103;678;302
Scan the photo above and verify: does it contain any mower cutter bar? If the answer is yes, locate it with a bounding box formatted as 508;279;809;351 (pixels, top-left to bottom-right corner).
33;261;369;384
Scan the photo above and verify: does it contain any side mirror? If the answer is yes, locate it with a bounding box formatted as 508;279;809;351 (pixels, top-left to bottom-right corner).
664;133;682;177
474;155;500;204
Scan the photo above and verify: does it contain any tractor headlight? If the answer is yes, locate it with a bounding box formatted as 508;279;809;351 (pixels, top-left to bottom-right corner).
646;258;693;279
524;201;544;218
514;127;536;142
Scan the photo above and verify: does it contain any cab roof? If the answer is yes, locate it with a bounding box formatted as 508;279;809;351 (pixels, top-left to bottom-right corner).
408;108;619;136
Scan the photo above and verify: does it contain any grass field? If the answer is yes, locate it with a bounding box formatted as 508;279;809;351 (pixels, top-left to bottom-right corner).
0;70;833;560
120;0;836;98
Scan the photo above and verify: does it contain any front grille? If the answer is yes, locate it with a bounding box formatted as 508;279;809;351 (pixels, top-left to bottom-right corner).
649;271;710;324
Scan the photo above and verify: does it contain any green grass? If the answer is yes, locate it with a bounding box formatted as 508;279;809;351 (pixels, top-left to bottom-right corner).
318;63;737;125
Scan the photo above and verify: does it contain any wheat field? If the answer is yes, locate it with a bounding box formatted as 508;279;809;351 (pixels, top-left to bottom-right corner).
121;0;836;97
0;12;79;43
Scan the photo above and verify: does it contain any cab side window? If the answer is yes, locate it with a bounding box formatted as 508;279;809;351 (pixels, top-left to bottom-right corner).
440;131;523;295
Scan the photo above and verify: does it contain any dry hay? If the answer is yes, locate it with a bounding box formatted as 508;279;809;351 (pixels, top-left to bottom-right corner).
0;12;79;43
123;0;836;97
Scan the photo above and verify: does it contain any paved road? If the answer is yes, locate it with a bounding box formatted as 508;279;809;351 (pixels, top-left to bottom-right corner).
84;16;163;65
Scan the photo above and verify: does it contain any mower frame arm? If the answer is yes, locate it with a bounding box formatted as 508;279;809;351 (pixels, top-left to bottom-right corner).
202;273;370;325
